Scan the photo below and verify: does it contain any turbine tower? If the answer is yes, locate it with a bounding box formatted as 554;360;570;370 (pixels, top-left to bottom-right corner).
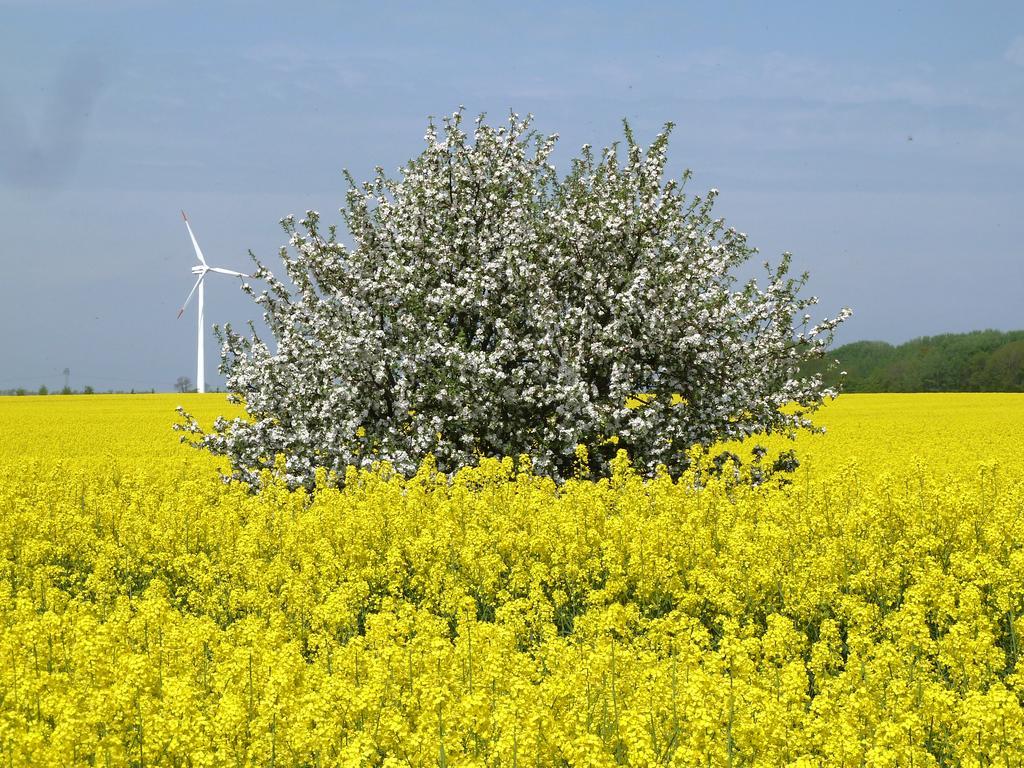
177;211;248;393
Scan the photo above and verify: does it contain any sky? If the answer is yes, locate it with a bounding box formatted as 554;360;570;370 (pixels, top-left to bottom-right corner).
1;1;1022;393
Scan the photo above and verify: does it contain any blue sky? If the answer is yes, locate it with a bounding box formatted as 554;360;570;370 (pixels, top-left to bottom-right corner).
1;1;1022;392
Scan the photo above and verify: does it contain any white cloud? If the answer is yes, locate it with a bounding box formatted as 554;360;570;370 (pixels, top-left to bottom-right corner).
1005;35;1024;67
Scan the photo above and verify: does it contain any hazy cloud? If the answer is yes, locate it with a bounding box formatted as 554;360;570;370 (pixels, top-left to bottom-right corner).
0;49;109;189
1006;35;1024;67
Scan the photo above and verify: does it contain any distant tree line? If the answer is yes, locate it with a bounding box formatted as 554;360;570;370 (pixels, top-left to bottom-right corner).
0;386;163;396
803;330;1024;392
0;386;94;396
0;383;216;395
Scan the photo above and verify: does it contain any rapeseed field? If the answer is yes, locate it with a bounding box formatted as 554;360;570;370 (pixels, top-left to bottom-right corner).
1;393;1023;766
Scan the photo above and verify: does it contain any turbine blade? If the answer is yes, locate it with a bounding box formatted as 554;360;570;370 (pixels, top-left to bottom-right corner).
177;274;205;318
208;267;249;277
181;210;208;266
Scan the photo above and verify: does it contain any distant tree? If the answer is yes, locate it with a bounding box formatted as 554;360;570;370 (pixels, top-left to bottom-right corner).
807;330;1024;392
37;385;48;396
972;339;1024;391
175;376;192;394
83;385;94;395
15;388;26;396
61;386;72;395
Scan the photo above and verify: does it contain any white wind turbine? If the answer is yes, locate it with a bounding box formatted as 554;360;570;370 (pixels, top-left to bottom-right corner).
177;211;248;393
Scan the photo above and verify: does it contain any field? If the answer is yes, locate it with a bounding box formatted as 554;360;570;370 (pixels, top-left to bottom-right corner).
2;393;1024;766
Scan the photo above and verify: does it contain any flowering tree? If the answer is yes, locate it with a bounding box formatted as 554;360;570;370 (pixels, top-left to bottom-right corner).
177;110;850;488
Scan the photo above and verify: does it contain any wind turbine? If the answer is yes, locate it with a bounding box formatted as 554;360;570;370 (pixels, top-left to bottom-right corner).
177;211;248;393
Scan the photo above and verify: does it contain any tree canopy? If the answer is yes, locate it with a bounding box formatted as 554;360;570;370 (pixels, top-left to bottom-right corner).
178;111;849;488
